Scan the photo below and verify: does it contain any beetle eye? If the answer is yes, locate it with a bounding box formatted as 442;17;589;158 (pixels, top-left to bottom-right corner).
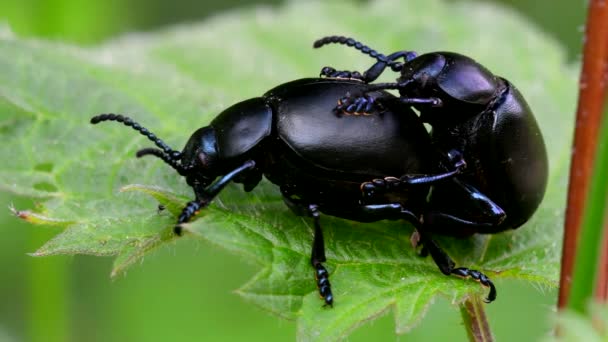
447;149;460;160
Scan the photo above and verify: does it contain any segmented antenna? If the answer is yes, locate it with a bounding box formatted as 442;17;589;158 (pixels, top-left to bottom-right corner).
91;113;182;160
136;148;189;176
314;35;385;58
313;36;413;72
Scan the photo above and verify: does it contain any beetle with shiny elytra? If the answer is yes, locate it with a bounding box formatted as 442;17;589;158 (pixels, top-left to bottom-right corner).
314;35;548;238
91;76;502;306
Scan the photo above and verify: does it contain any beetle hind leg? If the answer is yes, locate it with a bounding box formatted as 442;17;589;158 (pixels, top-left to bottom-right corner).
418;231;497;303
451;267;496;303
308;204;334;307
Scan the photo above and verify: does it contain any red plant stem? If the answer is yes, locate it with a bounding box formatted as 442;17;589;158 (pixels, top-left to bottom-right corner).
558;0;608;308
596;33;608;303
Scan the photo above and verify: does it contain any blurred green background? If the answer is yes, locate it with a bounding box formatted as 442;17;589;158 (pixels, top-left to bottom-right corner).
0;0;584;341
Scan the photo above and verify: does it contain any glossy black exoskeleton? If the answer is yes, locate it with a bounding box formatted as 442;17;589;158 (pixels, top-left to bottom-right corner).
91;78;498;306
314;36;548;238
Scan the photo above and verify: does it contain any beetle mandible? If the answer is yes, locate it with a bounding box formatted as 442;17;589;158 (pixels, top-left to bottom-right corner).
91;77;498;306
313;35;548;237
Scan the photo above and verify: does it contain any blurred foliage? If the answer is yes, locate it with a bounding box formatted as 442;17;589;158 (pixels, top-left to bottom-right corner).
0;0;281;44
0;0;584;341
0;0;585;59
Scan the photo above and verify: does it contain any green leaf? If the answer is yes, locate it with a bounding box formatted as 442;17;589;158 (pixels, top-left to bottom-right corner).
1;0;576;339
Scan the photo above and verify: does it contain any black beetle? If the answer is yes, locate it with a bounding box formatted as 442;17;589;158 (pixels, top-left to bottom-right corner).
313;36;548;238
91;77;499;306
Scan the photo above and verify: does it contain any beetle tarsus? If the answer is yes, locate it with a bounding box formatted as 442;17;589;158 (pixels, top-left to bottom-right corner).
335;94;377;115
451;267;497;303
314;262;333;307
320;66;364;81
172;161;257;236
174;200;206;235
419;231;497;303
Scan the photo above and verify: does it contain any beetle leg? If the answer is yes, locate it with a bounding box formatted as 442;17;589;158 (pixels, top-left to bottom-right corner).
308;204;334;307
356;50;418;82
174;160;256;235
417;230;497;303
424;178;507;236
452;268;497;303
360;163;466;199
320;66;364;81
338;93;443;112
337;93;441;116
423;209;506;235
335;94;379;116
340;95;376;115
399;97;443;107
278;192;334;306
313;35;416;82
357;203;497;302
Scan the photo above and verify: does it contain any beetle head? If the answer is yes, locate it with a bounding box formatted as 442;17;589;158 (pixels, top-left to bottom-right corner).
135;126;222;191
396;53;447;96
178;126;220;190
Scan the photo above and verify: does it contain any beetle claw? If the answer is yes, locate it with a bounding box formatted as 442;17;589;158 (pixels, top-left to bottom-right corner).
451;267;496;303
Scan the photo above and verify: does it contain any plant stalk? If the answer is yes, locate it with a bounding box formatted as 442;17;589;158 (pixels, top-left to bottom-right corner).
559;0;608;309
460;296;494;342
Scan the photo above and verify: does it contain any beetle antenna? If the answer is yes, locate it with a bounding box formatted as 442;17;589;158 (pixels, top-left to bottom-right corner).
136;148;190;176
91;114;182;160
313;36;410;71
314;36;388;63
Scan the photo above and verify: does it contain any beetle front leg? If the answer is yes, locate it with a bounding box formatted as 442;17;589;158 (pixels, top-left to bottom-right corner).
174;160;256;235
320;51;417;83
308;204;334;307
335;93;442;116
333;80;443;115
314;36;416;82
319;66;365;81
335;94;378;115
398;97;443;107
361;150;466;199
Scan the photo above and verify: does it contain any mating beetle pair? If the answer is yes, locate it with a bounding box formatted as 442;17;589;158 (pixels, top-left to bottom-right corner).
91;36;547;306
